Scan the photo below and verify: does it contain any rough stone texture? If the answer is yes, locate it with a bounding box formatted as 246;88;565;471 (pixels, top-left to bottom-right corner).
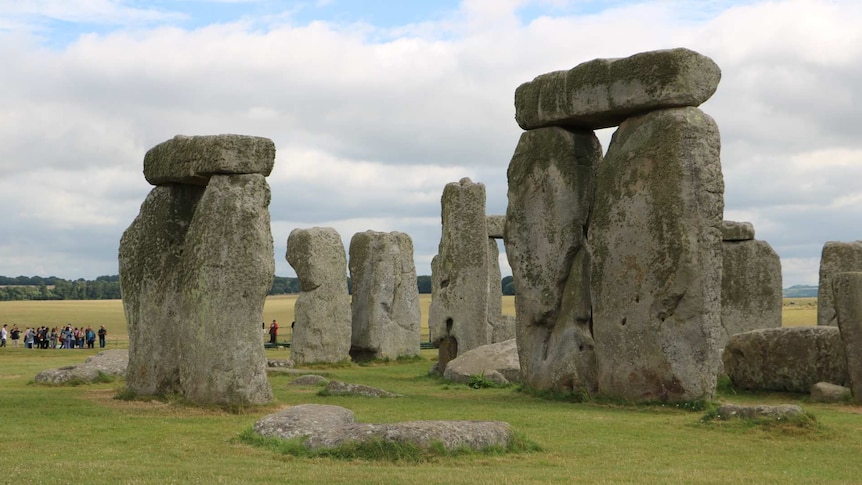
810;381;851;403
715;404;805;421
831;271;862;402
505;127;601;394
818;241;862;326
443;339;520;385
514;48;721;130
486;239;515;343
144;134;275;186
120;184;204;396
589;107;724;402
254;404;512;452
35;350;128;385
289;375;329;386
324;380;402;398
267;359;295;368
348;230;421;362
428;178;501;370
486;215;506;239
720;239;782;347
722;327;848;392
286;227;351;365
177;174;274;405
720;221;755;241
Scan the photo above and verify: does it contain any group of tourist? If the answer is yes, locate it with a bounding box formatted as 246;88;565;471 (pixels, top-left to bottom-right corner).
0;324;107;349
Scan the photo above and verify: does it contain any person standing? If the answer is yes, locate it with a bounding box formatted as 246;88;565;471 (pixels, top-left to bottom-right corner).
23;327;34;349
268;320;279;345
97;326;107;348
10;325;19;347
0;324;6;348
49;327;58;349
85;326;96;348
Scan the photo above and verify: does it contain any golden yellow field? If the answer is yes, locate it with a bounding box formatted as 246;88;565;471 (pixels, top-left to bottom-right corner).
0;295;812;343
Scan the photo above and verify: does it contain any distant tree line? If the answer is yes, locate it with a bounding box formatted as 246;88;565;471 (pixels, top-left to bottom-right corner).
0;274;514;301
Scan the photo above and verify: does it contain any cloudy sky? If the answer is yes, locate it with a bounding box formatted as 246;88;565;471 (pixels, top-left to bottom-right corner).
1;0;859;286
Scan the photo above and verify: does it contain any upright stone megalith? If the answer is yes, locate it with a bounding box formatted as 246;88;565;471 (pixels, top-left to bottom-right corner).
505;127;601;393
588;107;724;402
818;241;862;326
832;272;862;402
120;134;275;405
349;230;421;362
286;227;351;365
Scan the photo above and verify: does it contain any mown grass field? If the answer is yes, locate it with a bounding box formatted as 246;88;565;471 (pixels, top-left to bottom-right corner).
1;296;856;484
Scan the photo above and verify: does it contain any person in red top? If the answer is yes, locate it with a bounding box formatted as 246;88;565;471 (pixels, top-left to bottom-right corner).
268;320;279;344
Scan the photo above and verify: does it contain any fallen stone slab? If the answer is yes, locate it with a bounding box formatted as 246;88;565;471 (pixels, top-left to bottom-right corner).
715;404;805;421
323;380;401;398
266;368;330;376
443;339;520;385
267;359;295;368
34;349;128;385
144;134;276;186
514;48;721;130
254;404;512;452
810;382;851;403
289;375;329;386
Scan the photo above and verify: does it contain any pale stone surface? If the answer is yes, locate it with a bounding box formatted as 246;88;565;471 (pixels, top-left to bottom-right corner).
720;221;755;241
505;127;600;393
818;241;862;326
486;239;514;343
348;230;421;361
254;404;513;452
144;134;275;186
810;381;851;403
832;272;862;402
289;375;329;386
286;227;351;365
486;215;506;239
120;184;204;396
35;350;128;385
324;380;402;398
589;107;724;402
443;339;520;385
720;239;782;347
715;404;805;421
722;327;848;392
515;48;721;130
175;174;274;405
428;178;495;369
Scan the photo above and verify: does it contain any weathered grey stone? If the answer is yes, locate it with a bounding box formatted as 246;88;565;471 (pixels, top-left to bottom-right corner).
486;215;506;239
289;375;329;386
505;127;600;394
720;239;782;347
722;327;848;392
348;231;420;362
485;239;514;343
286;227;351;365
810;381;851;403
514;48;721;130
324;380;402;398
589;107;724;402
443;339;520;385
121;184;204;396
818;241;862;326
144;134;275;186
254;404;355;441
720;221;755;241
35;350;129;385
267;359;294;368
177;174;275;405
305;420;512;451
428;178;498;370
715;404;805;421
832;271;862;402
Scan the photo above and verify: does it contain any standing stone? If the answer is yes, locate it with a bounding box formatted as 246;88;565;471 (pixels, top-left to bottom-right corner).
720;221;755;241
486;239;514;343
505;127;601;393
121;184;204;396
428;178;494;369
486;216;506;239
589;107;724;402
178;174;274;405
720;238;782;347
832;272;862;402
348;230;421;361
514;48;721;130
287;227;351;365
818;241;862;326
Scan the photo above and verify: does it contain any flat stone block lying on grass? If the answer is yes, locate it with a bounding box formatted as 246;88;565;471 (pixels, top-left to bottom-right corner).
34;349;128;385
254;404;513;452
715;404;805;421
267;359;295;368
289;375;329;386
324;380;402;398
810;382;851;403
